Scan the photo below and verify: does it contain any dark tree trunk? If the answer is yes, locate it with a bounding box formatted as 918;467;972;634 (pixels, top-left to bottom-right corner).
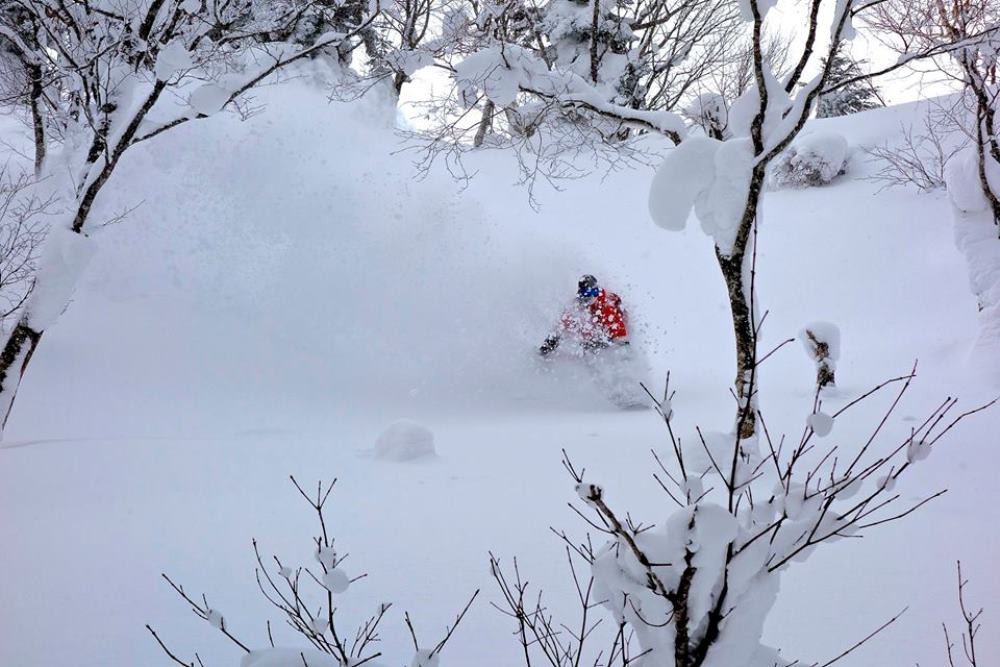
716;249;756;438
393;71;407;97
974;106;1000;229
27;63;45;176
714;164;767;439
0;319;43;429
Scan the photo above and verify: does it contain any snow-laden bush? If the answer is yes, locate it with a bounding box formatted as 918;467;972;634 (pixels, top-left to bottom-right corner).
770;133;850;188
865;114;966;193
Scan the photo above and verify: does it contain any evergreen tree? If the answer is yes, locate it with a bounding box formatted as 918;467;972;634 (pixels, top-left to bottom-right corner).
816;43;883;118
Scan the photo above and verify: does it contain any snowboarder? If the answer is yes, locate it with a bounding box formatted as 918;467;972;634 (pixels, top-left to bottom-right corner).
538;274;630;356
537;275;646;408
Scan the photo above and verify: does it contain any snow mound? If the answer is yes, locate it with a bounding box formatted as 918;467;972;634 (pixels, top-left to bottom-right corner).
374;420;436;462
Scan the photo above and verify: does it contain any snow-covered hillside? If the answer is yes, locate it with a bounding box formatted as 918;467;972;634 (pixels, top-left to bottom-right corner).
0;84;996;667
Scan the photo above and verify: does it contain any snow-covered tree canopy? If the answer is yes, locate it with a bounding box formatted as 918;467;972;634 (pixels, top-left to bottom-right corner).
0;0;384;433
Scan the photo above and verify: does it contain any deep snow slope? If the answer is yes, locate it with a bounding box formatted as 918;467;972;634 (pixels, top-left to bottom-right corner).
0;84;997;667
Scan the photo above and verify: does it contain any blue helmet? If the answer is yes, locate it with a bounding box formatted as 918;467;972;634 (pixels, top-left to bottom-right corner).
577;274;599;300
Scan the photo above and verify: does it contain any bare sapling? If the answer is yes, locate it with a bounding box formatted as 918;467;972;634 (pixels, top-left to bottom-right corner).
148;477;478;667
941;561;985;667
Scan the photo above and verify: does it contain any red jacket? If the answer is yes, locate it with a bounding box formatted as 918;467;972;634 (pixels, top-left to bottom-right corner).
561;289;628;343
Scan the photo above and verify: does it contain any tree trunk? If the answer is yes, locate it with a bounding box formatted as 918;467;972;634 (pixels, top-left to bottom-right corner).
0;319;43;430
715;162;766;439
473;100;495;148
716;249;756;439
27;63;45;177
974;106;1000;228
393;71;407;97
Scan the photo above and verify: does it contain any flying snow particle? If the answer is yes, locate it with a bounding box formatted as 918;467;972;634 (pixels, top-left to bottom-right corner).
310;617;329;635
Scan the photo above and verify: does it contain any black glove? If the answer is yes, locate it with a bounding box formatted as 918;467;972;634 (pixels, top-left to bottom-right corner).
539;335;560;356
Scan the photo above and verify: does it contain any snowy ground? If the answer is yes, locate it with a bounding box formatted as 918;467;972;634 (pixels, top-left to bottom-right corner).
0;86;997;667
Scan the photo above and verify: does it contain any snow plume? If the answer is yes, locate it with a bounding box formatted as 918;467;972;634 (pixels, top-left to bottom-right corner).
80;82;592;410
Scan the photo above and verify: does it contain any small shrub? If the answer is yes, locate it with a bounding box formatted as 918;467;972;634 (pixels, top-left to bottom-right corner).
771;133;849;188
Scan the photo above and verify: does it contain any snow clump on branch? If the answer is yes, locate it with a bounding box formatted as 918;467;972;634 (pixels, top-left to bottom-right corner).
647;136;754;256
